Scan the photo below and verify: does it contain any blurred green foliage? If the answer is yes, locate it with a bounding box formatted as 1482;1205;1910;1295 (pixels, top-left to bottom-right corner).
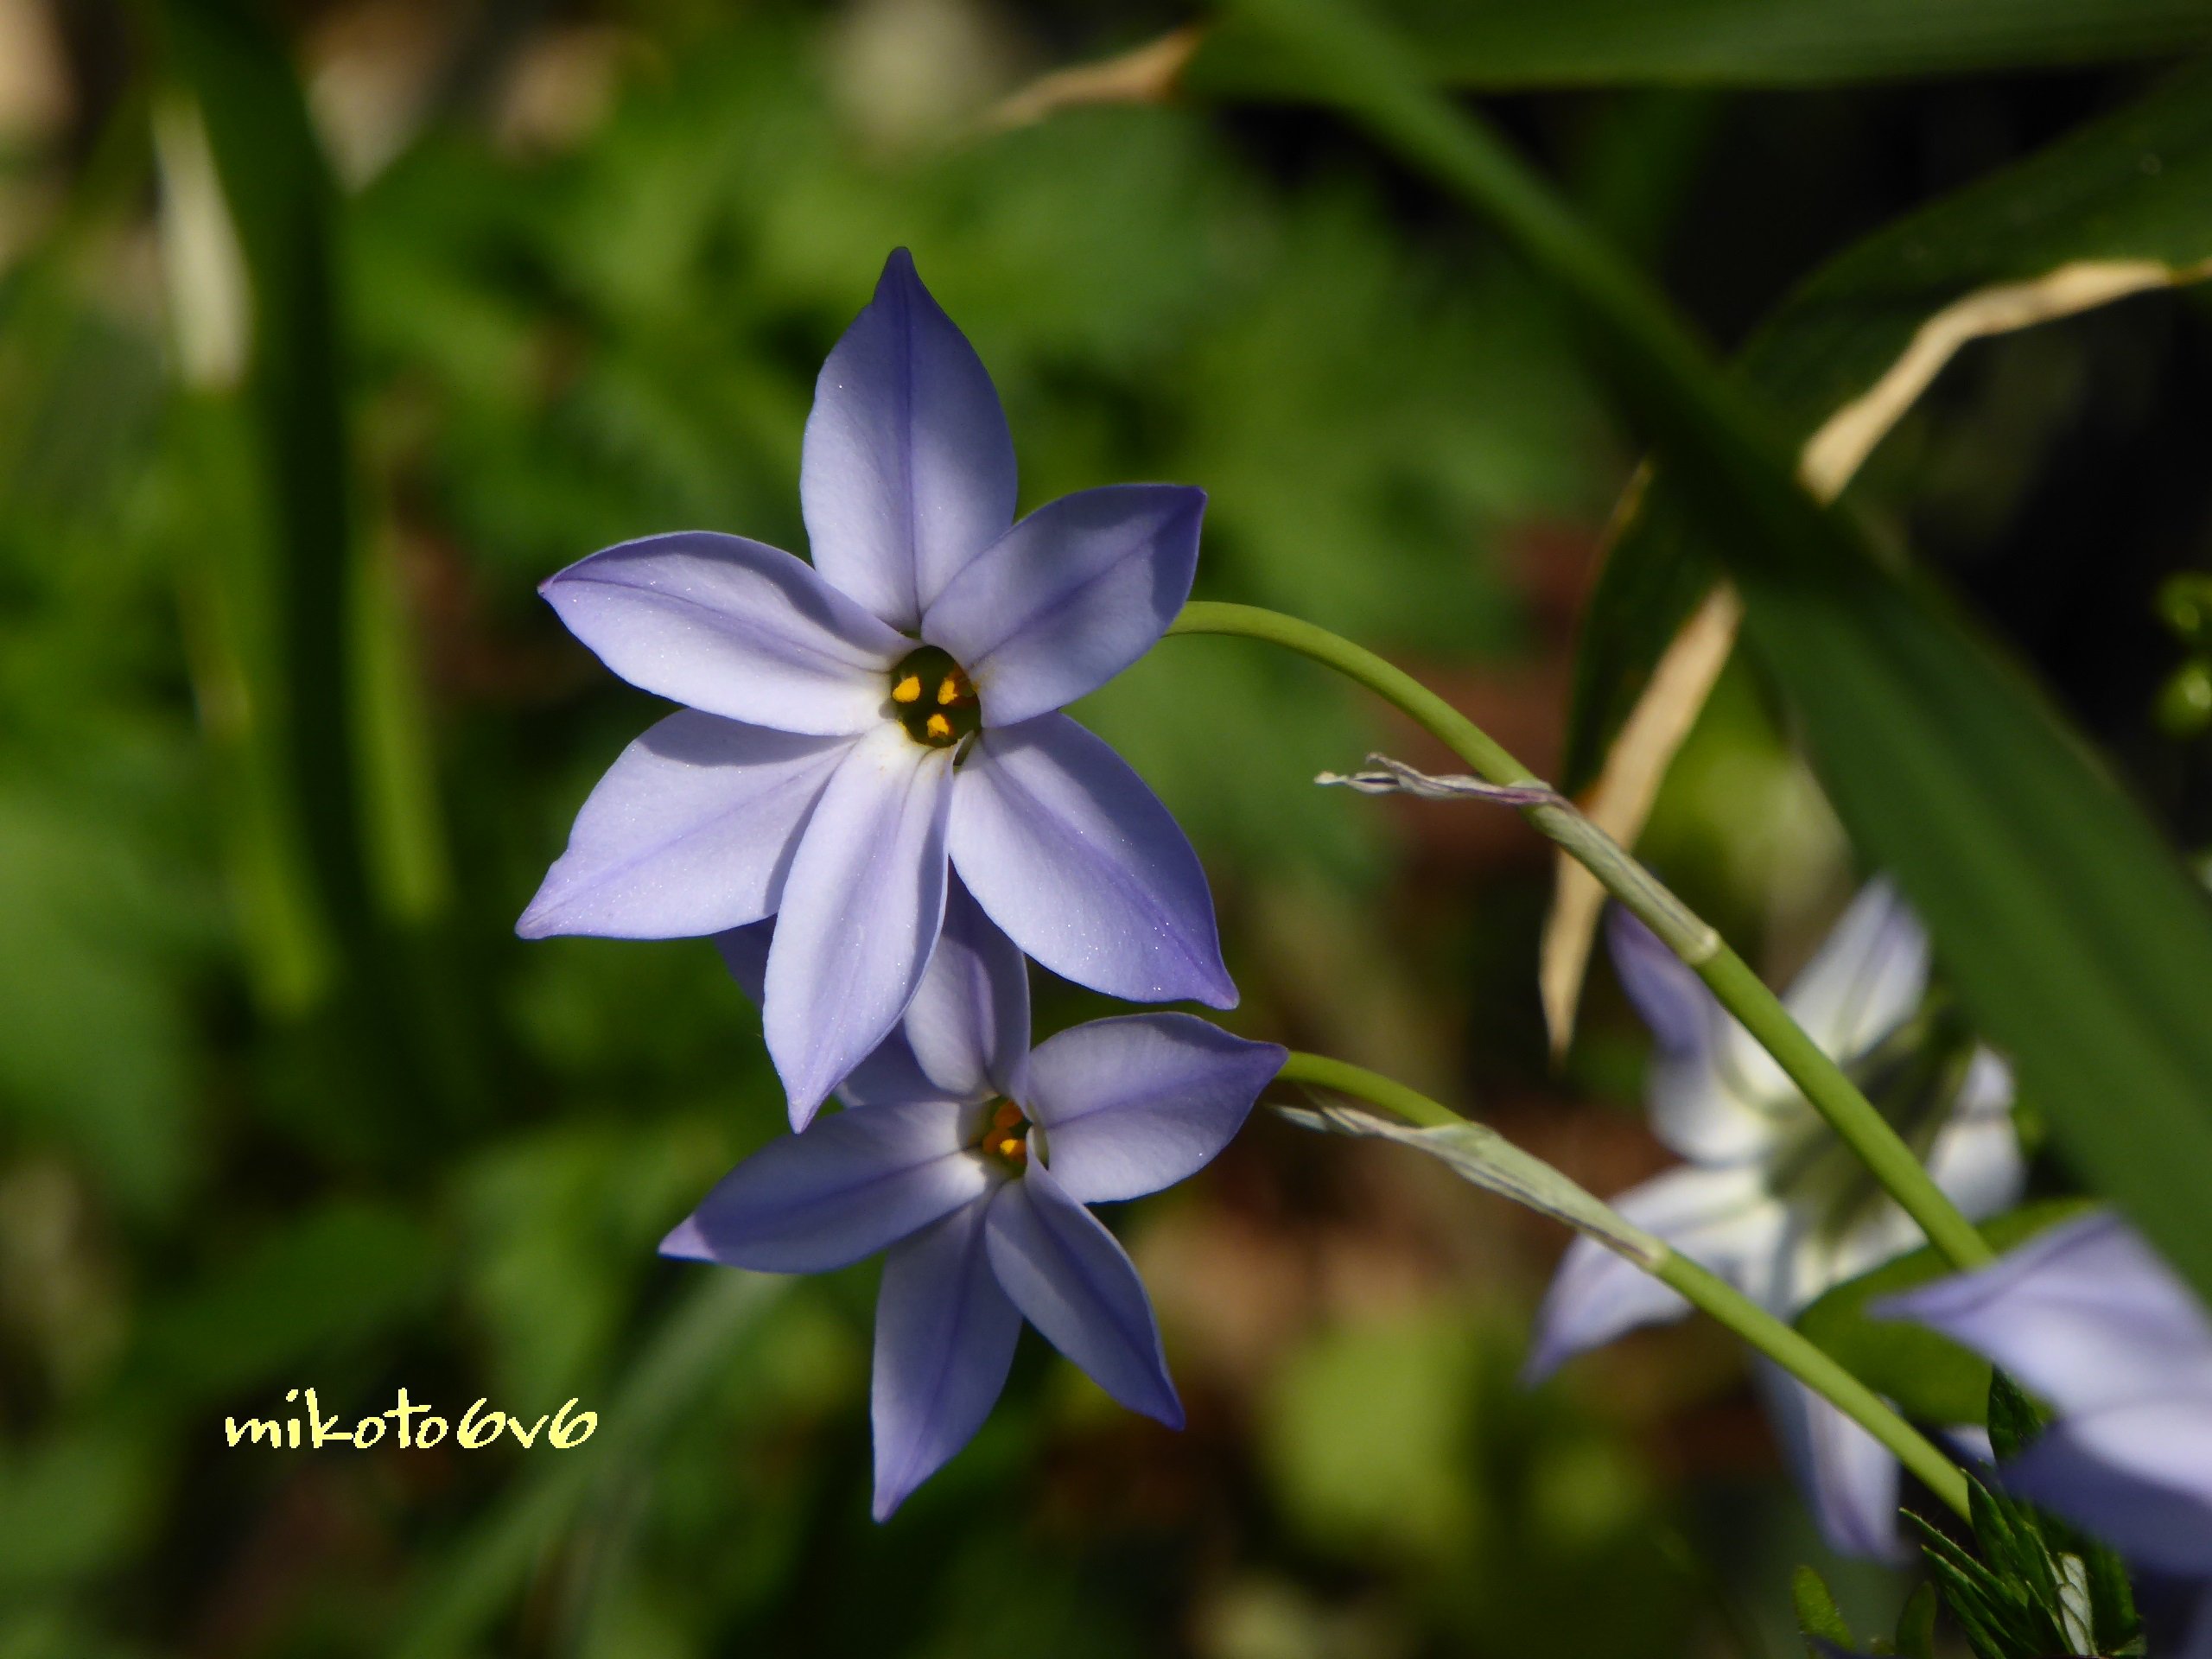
0;1;2207;1655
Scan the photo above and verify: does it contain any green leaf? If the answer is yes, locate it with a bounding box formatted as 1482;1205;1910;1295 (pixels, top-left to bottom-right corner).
1564;60;2212;792
1794;1200;2090;1426
1793;1565;1857;1658
1192;0;2212;92
1892;1582;1940;1659
1212;0;2212;1306
1985;1370;2048;1464
157;0;369;988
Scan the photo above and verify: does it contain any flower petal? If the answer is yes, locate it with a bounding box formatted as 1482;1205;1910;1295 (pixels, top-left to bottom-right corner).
870;1198;1021;1521
922;485;1204;726
1524;1162;1786;1382
1874;1213;2212;1416
766;725;956;1128
1782;878;1928;1063
1923;1087;2026;1227
1026;1015;1282;1205
1607;906;1783;1164
1755;1364;1906;1562
518;714;849;939
950;713;1233;1008
540;531;905;735
660;1099;989;1273
801;249;1017;630
902;878;1031;1103
715;918;941;1109
1606;905;1716;1058
2004;1401;2212;1575
983;1164;1181;1427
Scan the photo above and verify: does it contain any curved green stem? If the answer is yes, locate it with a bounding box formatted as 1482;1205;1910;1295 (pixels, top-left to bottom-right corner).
1276;1052;1972;1522
1174;600;1992;1274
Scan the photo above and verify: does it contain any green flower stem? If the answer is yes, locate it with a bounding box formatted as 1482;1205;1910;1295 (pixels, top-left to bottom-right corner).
1274;1052;1973;1522
1171;599;1993;1274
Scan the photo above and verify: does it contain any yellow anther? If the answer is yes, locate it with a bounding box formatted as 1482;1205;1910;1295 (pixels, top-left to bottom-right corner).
997;1136;1024;1160
891;674;923;704
925;712;954;741
937;675;963;706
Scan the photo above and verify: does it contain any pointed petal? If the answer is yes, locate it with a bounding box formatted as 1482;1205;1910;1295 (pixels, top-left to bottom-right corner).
1524;1235;1693;1384
1524;1163;1785;1382
2004;1402;2212;1575
922;485;1203;726
766;726;956;1127
1026;1015;1281;1204
540;531;906;734
1606;905;1717;1058
715;918;948;1109
870;1199;1022;1520
1606;906;1785;1164
1782;879;1928;1060
1874;1213;2212;1415
1756;1364;1906;1562
950;713;1233;1008
903;879;1031;1103
801;249;1017;630
983;1165;1181;1426
660;1099;989;1273
518;715;848;940
1923;1103;2025;1229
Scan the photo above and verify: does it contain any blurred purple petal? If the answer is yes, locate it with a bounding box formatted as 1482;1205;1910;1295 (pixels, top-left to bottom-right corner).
871;1198;1021;1520
1027;1014;1281;1204
661;1099;989;1273
517;714;847;939
1608;905;1790;1163
801;250;1017;630
540;531;904;734
1875;1213;2212;1415
984;1163;1181;1427
1781;879;1928;1063
950;713;1232;1009
922;485;1203;727
903;879;1031;1103
2005;1403;2212;1576
766;727;955;1127
1605;905;1716;1058
1757;1364;1907;1562
1524;1163;1783;1382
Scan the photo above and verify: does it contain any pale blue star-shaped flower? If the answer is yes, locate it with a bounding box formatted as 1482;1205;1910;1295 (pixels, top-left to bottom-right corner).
1527;880;2024;1560
664;880;1284;1519
518;250;1232;1125
1879;1212;2212;1655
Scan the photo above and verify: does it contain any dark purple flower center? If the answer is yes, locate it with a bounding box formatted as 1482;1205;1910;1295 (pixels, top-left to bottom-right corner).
977;1098;1031;1171
890;645;980;749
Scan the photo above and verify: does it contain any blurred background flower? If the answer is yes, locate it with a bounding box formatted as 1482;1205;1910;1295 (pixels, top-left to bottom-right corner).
2;3;2209;1656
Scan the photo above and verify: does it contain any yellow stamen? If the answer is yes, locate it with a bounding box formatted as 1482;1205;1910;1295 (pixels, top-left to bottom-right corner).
996;1136;1024;1160
925;711;953;741
937;675;963;706
891;673;923;704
